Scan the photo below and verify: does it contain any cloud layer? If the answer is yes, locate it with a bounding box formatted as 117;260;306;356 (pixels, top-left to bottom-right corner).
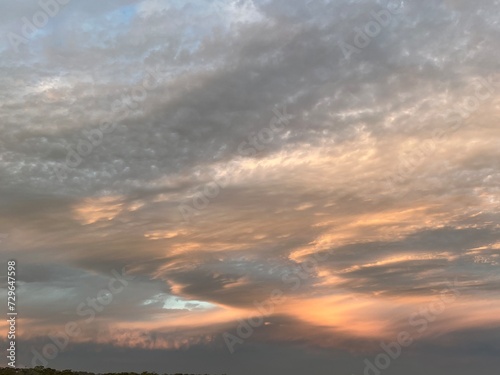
1;0;500;374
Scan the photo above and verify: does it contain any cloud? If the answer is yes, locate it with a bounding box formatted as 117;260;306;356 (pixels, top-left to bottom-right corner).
1;0;500;373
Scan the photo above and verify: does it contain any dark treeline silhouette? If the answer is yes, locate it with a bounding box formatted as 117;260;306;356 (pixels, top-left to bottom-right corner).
0;367;226;375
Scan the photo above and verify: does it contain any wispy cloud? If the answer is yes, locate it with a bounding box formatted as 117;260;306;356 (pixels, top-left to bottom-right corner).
1;0;499;374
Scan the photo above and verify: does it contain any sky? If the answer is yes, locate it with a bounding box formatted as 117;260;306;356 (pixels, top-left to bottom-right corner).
0;0;500;374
